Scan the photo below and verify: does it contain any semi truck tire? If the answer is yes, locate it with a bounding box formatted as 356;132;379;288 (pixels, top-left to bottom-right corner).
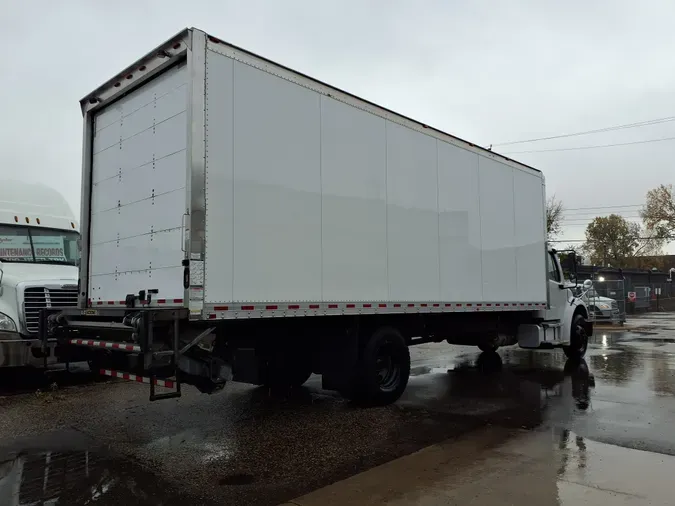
349;327;410;406
563;314;589;360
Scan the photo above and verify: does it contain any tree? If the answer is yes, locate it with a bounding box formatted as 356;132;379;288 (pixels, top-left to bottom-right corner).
546;195;564;240
583;214;664;267
641;184;675;240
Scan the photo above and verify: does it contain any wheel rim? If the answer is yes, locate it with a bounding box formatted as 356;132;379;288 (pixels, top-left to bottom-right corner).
375;344;401;393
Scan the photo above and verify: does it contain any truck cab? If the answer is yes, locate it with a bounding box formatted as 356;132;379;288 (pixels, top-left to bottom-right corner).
0;181;80;368
516;248;593;356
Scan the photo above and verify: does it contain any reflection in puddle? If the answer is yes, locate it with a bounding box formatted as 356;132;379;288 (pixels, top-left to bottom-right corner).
558;429;588;476
555;429;675;504
410;366;451;376
0;450;189;506
405;351;595;429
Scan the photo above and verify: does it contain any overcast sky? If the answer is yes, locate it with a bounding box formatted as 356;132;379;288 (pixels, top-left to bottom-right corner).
2;0;673;252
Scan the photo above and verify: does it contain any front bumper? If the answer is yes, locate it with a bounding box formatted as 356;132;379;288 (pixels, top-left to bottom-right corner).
592;307;623;323
0;333;57;367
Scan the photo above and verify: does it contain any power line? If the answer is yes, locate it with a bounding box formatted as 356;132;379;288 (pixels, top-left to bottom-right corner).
562;218;646;227
564;204;642;211
563;211;642;217
562;212;643;219
493;115;675;146
502;135;675;154
549;237;661;243
559;214;642;222
562;223;642;228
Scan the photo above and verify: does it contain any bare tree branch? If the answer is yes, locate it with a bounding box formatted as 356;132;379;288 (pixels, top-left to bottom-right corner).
546;195;564;240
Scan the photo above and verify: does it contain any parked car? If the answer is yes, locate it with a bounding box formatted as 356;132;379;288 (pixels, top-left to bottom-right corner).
582;288;622;323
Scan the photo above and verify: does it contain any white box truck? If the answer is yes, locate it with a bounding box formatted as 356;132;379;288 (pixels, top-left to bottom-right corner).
43;28;592;404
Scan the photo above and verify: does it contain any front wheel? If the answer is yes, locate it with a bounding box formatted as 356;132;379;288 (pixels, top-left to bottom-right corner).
563;314;589;360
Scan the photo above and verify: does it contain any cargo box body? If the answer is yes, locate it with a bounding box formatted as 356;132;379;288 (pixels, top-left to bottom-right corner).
80;28;547;319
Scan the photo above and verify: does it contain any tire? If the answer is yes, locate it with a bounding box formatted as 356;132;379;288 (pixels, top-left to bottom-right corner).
350;327;410;407
563;314;589;360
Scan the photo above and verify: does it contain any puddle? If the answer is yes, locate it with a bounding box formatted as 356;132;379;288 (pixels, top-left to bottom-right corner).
556;429;675;504
410;366;451;377
0;449;197;505
622;337;675;345
145;429;237;465
403;351;595;429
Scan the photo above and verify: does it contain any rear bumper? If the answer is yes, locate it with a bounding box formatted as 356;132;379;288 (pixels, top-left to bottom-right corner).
0;333;57;368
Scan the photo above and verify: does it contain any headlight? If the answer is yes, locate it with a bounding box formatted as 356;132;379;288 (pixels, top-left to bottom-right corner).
0;312;17;332
596;303;610;310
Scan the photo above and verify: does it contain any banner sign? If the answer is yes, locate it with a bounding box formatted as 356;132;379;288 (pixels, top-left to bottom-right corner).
0;235;67;262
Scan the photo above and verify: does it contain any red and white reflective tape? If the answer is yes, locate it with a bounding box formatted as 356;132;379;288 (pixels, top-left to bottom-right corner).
204;301;548;319
210;302;548;311
100;369;175;389
89;298;184;307
68;339;141;353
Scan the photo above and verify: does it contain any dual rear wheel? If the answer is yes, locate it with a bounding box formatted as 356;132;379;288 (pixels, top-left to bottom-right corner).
346;327;411;406
263;327;412;406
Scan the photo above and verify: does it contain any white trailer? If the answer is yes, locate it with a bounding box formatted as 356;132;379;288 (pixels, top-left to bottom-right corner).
44;28;592;404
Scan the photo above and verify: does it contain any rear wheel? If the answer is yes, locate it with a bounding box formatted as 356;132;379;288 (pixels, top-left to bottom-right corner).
349;327;410;406
563;314;589;360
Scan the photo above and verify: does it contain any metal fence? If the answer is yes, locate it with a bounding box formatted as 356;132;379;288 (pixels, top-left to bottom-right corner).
585;279;626;324
584;279;675;319
631;282;675;312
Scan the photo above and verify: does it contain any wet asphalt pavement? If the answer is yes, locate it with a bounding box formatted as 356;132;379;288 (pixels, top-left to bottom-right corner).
1;313;674;505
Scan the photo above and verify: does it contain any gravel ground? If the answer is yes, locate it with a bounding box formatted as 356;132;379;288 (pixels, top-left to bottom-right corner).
1;315;675;505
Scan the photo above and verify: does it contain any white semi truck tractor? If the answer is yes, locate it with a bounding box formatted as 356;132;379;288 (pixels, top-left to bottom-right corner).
0;180;80;368
42;28;592;404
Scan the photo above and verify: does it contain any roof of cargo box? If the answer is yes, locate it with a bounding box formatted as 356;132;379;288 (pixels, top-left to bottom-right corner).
81;27;541;176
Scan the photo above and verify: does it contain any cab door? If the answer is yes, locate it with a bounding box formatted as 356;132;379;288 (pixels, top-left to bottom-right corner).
546;252;569;316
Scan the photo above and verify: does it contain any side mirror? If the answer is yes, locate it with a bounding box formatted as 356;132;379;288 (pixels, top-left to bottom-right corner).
583;279;593;290
558;250;579;284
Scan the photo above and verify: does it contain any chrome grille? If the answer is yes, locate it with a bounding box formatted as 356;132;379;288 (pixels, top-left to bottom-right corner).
23;287;78;334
